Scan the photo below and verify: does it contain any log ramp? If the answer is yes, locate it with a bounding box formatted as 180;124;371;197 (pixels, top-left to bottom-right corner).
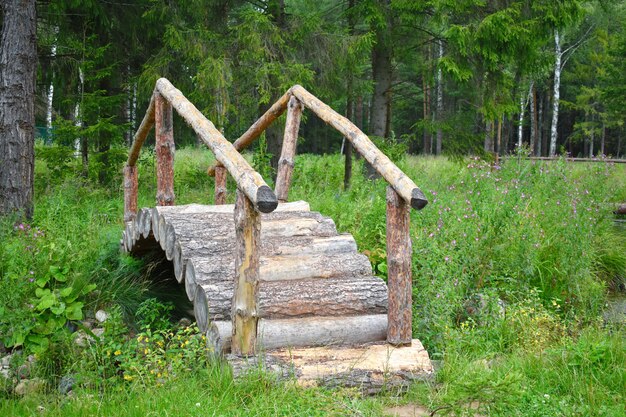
122;78;433;392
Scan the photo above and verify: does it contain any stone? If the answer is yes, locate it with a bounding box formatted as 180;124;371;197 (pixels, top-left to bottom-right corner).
14;378;45;396
17;363;31;379
58;375;75;395
95;310;109;323
177;317;192;328
74;328;104;347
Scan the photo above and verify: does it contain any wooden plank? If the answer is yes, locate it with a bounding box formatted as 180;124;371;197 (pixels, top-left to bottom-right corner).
207;91;291;176
275;96;303;202
290;85;428;210
123;165;138;222
155;92;175;206
386;186;412;346
214;166;227;205
231;189;261;356
127;92;156;166
155;78;277;213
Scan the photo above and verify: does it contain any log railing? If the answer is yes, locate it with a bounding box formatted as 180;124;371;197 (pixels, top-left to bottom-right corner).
123;78;277;356
206;84;428;346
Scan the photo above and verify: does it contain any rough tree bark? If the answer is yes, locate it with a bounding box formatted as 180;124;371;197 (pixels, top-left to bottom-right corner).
0;0;37;218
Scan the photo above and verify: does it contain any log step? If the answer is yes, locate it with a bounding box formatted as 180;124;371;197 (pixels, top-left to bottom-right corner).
226;339;433;394
207;315;389;354
192;275;388;330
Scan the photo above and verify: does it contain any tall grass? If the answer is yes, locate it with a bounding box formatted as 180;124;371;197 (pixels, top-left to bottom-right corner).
2;146;625;416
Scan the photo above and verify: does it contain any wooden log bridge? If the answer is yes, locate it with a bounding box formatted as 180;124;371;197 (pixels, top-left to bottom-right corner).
121;78;433;391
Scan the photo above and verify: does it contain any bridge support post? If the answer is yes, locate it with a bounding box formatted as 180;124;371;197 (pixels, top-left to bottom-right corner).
386;186;412;346
214;166;227;205
155;92;175;206
275;96;303;203
123;165;138;222
231;189;260;356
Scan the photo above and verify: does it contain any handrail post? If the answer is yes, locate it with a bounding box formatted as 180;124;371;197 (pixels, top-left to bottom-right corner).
231;189;261;356
214;166;227;205
155;92;175;206
275;96;303;203
386;186;412;346
123;165;138;222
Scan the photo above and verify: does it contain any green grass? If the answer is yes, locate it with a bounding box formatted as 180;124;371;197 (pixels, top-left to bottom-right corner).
1;146;625;416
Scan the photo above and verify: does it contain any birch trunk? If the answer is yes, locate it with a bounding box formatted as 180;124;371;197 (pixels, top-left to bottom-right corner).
550;30;562;157
530;84;537;156
435;40;444;155
517;93;525;148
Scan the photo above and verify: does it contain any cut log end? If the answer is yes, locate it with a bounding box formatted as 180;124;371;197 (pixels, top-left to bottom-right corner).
410;188;428;210
255;185;278;213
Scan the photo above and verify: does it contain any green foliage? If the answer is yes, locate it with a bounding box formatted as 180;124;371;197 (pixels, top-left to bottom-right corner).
136;298;174;332
252;135;276;184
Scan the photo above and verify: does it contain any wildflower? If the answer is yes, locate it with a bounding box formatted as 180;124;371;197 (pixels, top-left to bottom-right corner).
114;350;122;356
123;374;133;381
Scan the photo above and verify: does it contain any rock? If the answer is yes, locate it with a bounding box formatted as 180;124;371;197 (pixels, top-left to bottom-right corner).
1;353;14;379
58;375;75;395
74;328;104;347
95;310;109;323
81;320;94;330
14;378;45;396
1;353;12;368
17;363;31;379
178;317;192;328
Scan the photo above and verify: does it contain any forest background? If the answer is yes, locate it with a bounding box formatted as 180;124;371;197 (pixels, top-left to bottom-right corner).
31;0;626;185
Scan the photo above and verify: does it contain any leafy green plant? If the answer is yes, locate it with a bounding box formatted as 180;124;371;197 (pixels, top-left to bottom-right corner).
136;298;174;332
4;265;95;352
252;134;275;183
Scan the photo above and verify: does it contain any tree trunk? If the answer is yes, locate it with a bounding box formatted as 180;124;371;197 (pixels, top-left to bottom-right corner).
423;74;432;154
344;94;353;190
537;89;544;156
600;123;605;156
484;120;494;153
589;115;594;158
530;84;537;155
0;0;37;218
435;40;444;155
517;91;525;149
549;30;562;157
367;0;392;179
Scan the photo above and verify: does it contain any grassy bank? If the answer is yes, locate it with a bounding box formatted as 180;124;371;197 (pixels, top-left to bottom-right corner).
1;147;625;416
